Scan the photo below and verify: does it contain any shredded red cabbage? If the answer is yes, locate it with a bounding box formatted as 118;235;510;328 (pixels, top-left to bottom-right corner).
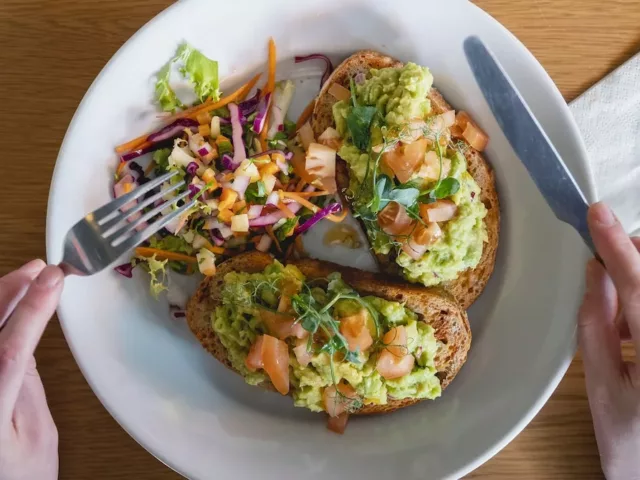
209;229;225;246
238;89;261;117
148;118;199;143
295;202;342;234
186;162;199;175
295;54;334;87
120;139;172;162
114;263;134;278
188;184;201;199
252;92;271;133
221;153;240;171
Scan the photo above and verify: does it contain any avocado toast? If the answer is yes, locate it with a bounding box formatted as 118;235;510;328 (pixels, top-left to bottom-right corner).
311;51;500;309
187;251;470;431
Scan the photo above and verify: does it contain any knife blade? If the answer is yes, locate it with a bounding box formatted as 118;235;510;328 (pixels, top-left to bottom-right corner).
463;36;595;254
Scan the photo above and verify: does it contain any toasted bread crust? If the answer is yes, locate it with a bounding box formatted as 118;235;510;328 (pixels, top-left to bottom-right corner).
186;251;471;415
311;51;500;309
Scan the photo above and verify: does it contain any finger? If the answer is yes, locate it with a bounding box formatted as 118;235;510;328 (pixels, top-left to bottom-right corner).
616;237;640;341
13;359;57;442
578;258;621;380
0;266;64;422
0;259;46;327
588;203;640;351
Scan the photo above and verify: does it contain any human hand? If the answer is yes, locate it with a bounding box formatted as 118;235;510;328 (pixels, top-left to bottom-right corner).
579;202;640;480
0;260;64;480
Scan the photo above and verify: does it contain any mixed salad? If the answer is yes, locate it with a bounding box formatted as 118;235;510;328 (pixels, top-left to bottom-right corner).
113;40;345;302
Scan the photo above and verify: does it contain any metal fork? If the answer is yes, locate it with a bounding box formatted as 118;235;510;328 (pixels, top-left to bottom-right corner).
58;170;196;276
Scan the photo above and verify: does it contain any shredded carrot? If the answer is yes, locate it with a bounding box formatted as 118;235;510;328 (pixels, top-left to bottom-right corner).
116;161;127;177
326;209;348;223
134;247;197;263
115;73;261;155
296;98;316;132
256;38;277;150
259;116;269;151
144;162;156;176
287;190;329;198
115;134;148;155
161;97;215;123
191;73;262;119
265;225;282;253
279;192;346;223
204;244;225;255
277;201;295;219
295;178;306;192
265;38;277;95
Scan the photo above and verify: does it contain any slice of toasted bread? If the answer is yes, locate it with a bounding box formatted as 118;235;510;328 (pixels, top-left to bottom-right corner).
186;251;471;416
311;51;500;310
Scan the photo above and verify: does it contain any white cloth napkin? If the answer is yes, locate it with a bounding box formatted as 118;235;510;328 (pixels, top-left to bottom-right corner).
570;52;640;236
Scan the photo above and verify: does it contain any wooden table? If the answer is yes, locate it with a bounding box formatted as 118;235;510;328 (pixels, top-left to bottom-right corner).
0;0;638;477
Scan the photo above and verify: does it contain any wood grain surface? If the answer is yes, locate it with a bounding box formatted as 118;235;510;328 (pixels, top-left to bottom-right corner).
0;0;638;478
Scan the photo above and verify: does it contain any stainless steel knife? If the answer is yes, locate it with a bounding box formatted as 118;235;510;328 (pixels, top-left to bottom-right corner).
463;36;596;254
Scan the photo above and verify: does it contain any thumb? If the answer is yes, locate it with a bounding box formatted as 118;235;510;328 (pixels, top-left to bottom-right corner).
578;259;621;382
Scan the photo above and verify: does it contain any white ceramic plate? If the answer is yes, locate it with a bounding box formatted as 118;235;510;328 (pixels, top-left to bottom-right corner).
46;0;595;478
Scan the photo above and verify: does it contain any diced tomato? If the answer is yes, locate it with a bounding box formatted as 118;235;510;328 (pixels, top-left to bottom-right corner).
440;110;456;127
376;350;415;380
323;383;359;417
381;138;428;183
376;326;415;380
463;122;489;151
419;150;451;182
339;309;373;353
419;199;457;223
377;201;414;237
277;278;301;313
293;337;313;367
401;222;442;260
327;412;349;434
245;336;265;372
413;221;443;246
382;326;408;357
262;335;290;395
452;111;489;151
259;309;306;340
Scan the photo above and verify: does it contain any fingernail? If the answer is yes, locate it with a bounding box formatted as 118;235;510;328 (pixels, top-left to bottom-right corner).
590;202;616;227
22;259;46;274
35;265;64;288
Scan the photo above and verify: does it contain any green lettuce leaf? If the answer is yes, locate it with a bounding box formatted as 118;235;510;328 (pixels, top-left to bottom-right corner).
177;44;220;102
154;43;220;112
136;254;169;298
149;235;193;254
155;62;183;113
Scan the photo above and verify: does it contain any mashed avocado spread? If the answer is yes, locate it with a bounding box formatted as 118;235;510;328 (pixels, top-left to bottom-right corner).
331;63;488;287
212;261;441;413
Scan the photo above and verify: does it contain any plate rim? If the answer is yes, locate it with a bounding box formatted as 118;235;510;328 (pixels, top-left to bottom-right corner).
45;0;595;478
